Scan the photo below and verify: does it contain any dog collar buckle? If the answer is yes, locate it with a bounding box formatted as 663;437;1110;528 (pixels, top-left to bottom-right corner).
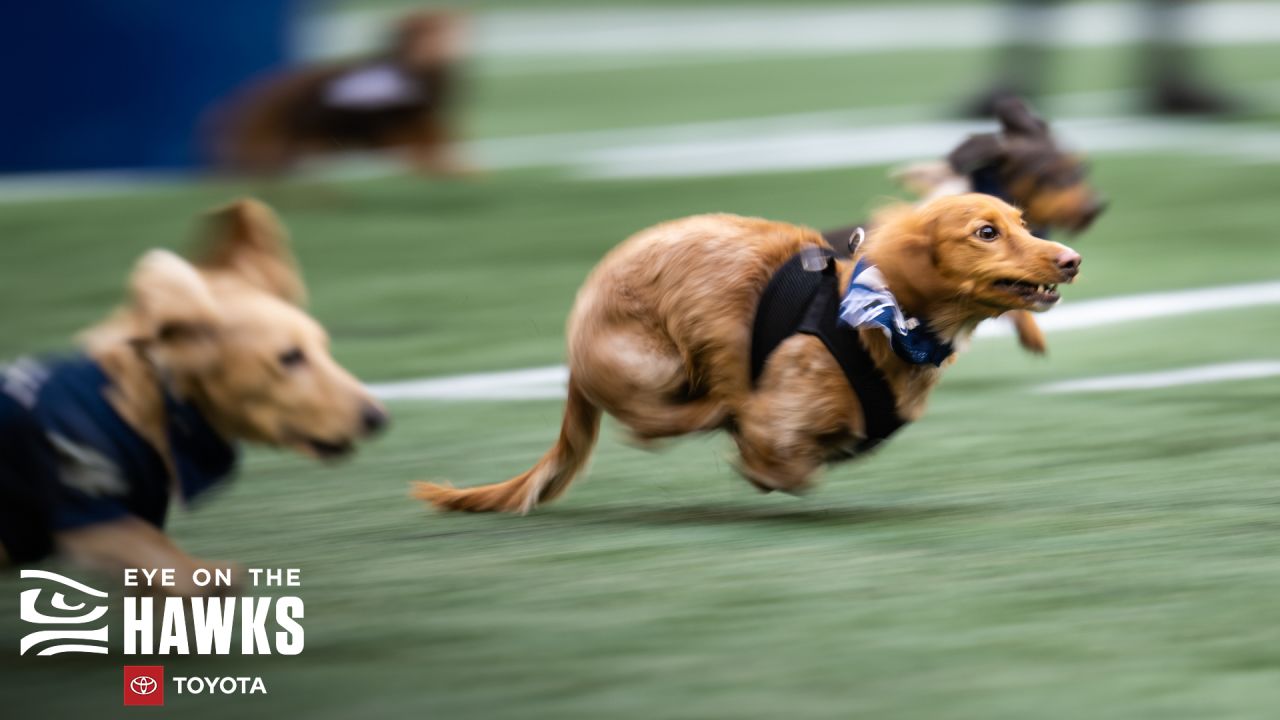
847;226;866;255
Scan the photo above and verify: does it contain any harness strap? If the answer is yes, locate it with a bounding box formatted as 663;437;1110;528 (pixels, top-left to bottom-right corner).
750;250;905;454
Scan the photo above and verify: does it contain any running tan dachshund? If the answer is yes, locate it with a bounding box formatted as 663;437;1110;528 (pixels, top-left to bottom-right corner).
415;194;1081;512
0;199;387;595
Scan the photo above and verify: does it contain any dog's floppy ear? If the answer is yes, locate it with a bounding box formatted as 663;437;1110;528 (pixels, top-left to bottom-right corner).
948;133;1005;174
993;96;1049;138
126;250;223;373
194;198;307;306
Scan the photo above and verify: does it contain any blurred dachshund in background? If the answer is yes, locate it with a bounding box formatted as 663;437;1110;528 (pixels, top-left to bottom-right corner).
824;98;1105;354
211;11;471;178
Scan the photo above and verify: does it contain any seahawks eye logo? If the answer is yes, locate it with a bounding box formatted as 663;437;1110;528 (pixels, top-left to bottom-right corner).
19;570;109;656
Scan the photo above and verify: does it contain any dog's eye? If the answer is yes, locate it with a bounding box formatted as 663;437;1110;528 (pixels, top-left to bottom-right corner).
279;348;307;368
976;225;1000;241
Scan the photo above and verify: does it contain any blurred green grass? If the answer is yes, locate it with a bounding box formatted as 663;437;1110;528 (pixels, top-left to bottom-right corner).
464;44;1280;137
3;15;1280;720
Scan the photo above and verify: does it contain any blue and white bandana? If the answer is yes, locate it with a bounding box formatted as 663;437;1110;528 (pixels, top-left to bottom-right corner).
838;260;954;367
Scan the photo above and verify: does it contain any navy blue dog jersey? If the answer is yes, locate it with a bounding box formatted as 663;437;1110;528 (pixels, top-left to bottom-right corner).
0;356;237;563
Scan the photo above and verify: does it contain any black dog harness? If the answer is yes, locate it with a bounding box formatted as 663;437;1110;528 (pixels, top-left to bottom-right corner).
0;355;237;563
750;248;905;456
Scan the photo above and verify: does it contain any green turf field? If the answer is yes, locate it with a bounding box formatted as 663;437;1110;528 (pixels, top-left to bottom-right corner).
3;6;1280;719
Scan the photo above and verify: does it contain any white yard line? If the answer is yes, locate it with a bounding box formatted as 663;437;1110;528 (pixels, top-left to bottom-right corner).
368;279;1280;401
301;3;1280;65
572;116;1280;180
1035;361;1280;393
368;365;568;401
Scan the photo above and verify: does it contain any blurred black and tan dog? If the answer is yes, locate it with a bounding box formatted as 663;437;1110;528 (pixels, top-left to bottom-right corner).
824;98;1106;354
211;11;470;178
0;200;386;595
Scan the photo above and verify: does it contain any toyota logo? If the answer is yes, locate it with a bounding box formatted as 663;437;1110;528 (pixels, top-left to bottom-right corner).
130;676;158;695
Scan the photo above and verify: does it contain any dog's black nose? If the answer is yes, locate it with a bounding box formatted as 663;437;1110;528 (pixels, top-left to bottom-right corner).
361;404;389;435
1056;248;1082;278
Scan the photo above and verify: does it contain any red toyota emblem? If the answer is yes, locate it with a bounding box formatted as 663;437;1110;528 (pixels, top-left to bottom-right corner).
123;666;164;706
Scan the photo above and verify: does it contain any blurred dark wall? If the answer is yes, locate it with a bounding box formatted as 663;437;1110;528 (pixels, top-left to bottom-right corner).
2;0;296;173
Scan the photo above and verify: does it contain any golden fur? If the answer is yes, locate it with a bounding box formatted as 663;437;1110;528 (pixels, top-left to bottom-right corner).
886;160;1096;355
876;100;1106;358
28;199;385;594
415;194;1081;512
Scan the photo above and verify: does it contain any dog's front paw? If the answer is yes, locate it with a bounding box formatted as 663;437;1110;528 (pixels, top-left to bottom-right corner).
1009;311;1048;355
732;457;814;496
1017;331;1047;354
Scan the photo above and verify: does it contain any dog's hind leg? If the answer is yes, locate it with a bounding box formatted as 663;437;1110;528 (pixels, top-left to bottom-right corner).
615;398;728;446
414;376;602;513
574;326;729;442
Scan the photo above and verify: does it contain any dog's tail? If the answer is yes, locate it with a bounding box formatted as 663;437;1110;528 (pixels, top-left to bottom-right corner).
412;376;602;514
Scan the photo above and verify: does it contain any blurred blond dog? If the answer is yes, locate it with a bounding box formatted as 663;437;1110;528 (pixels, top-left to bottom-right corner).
416;194;1081;511
0;200;386;595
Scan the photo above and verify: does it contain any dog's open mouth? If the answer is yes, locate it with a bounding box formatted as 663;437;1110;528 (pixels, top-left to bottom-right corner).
993;279;1060;306
304;437;354;460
